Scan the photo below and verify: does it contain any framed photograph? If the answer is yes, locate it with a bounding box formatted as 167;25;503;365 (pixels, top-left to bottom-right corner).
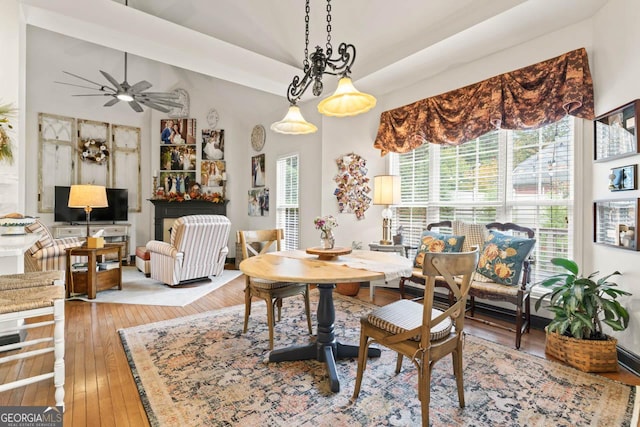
160;146;196;171
248;188;269;217
609;164;637;191
202;129;225;160
201;160;226;195
594;100;640;162
160;118;196;145
251;154;265;187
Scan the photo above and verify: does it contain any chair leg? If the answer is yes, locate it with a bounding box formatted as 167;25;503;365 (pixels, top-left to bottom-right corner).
266;297;276;350
525;294;531;333
418;354;431;427
452;347;465;408
351;327;370;400
53;298;65;410
243;286;252;334
395;353;404;374
515;299;524;349
399;277;406;299
276;298;283;322
469;295;476;317
303;286;313;335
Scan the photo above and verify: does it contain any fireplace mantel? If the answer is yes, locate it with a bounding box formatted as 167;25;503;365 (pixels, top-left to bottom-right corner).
149;199;228;241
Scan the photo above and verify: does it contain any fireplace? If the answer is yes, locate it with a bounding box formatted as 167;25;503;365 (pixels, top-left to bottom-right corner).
149;199;227;241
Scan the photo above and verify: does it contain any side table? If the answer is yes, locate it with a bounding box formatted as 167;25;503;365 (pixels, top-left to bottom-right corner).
368;243;415;300
65;246;122;299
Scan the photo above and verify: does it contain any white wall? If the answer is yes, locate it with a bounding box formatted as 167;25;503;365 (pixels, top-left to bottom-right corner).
590;0;640;354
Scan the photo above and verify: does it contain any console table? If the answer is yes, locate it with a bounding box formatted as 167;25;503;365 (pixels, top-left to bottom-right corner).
149;199;227;241
52;223;131;264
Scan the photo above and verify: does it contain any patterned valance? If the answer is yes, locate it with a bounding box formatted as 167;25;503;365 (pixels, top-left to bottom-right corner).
373;48;594;155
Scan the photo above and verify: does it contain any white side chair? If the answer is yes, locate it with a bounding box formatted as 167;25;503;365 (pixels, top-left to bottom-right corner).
0;272;65;409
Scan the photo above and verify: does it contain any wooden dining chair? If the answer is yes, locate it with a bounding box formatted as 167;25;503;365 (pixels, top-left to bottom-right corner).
352;250;478;426
237;229;313;349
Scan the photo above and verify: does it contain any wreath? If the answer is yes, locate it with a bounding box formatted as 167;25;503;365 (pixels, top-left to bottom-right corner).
81;139;109;163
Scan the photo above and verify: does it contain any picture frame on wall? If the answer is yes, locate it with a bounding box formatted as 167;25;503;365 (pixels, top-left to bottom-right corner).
594;100;640;162
609;164;637;191
202;129;225;160
251;154;265;187
248;188;269;217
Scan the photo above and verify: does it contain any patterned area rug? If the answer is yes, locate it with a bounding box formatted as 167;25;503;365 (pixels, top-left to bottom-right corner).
119;292;639;426
68;267;241;306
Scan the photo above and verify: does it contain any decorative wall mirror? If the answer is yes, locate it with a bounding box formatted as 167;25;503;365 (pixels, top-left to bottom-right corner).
594;99;640;162
593;198;640;250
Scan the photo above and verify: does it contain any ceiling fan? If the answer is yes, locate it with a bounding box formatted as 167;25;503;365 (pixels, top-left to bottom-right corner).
55;51;182;113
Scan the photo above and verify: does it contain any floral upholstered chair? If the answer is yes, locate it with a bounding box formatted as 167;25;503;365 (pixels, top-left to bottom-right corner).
146;215;231;286
24;220;84;272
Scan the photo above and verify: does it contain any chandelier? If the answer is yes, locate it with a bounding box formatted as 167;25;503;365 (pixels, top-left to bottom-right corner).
271;0;376;135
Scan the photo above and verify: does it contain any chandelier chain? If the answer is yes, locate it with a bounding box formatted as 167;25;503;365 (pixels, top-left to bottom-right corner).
326;0;332;51
303;0;310;71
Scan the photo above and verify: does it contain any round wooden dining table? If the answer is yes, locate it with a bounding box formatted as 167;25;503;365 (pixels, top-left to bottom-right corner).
239;249;413;392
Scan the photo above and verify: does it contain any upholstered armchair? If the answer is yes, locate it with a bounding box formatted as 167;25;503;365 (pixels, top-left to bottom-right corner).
24;220;84;272
146;215;231;286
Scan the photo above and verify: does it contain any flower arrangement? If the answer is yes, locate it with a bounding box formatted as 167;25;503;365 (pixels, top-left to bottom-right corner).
314;215;338;232
0;102;16;164
163;191;225;204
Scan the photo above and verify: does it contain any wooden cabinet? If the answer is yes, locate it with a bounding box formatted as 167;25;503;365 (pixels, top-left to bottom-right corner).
53;223;131;261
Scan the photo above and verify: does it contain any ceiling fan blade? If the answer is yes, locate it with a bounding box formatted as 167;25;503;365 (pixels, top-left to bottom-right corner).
99;70;124;91
62;71;113;90
55;81;114;92
129;80;152;93
72;94;113;97
129;100;144;113
139;92;180;98
138;97;183;108
104;98;120;107
136;98;170;113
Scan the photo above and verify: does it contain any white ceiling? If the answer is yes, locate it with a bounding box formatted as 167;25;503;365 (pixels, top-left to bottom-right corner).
21;0;609;99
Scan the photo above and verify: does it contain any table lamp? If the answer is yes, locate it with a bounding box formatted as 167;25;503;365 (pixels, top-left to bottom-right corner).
373;175;401;245
68;184;108;238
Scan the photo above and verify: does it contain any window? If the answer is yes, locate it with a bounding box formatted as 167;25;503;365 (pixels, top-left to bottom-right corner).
390;116;575;281
276;154;299;250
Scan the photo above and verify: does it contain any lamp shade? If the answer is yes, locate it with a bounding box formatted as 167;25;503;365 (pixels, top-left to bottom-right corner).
373;175;401;205
68;185;108;208
317;77;377;117
270;105;318;135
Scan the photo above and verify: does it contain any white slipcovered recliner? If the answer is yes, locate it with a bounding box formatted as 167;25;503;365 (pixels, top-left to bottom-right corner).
146;215;231;286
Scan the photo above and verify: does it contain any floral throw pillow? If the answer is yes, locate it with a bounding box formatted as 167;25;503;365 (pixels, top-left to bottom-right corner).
476;230;536;286
414;231;465;268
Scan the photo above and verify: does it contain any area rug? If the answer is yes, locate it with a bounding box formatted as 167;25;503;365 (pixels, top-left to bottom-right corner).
68;267;241;306
119;292;639;426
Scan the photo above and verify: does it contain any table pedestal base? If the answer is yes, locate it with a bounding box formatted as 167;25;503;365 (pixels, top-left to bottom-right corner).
268;283;381;392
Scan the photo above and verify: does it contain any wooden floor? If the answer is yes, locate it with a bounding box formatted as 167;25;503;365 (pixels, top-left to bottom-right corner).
0;271;638;427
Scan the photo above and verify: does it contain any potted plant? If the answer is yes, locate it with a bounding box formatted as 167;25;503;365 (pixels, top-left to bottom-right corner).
535;257;631;372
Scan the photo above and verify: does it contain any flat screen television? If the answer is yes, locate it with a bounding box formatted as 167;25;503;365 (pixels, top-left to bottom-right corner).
54;186;128;224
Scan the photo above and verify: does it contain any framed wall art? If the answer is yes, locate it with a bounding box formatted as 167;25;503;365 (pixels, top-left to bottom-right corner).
251;154;265;187
594;99;640;162
593;198;640;250
609;164;637;191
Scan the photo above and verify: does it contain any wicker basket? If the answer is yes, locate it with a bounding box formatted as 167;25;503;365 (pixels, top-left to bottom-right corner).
545;328;619;373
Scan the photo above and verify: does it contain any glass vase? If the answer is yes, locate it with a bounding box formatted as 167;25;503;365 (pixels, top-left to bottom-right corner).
320;229;335;249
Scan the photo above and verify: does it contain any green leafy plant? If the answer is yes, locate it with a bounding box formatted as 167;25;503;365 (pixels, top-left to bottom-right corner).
0;102;15;164
535;258;630;340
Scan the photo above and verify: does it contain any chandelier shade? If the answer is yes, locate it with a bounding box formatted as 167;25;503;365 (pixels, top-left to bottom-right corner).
317;77;377;117
271;0;376;135
270;105;318;135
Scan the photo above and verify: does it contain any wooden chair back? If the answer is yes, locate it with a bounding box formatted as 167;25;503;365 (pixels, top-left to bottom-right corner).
237;229;283;260
419;250;478;349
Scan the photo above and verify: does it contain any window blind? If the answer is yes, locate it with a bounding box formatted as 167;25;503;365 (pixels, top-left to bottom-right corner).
391;116;575;281
276;154;299;250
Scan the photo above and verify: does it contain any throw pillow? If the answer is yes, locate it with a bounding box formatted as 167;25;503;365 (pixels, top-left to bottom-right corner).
452;220;487;252
414;230;465;268
476;230;536;286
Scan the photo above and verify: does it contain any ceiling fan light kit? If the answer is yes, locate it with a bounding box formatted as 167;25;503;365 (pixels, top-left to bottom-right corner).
271;0;376;135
